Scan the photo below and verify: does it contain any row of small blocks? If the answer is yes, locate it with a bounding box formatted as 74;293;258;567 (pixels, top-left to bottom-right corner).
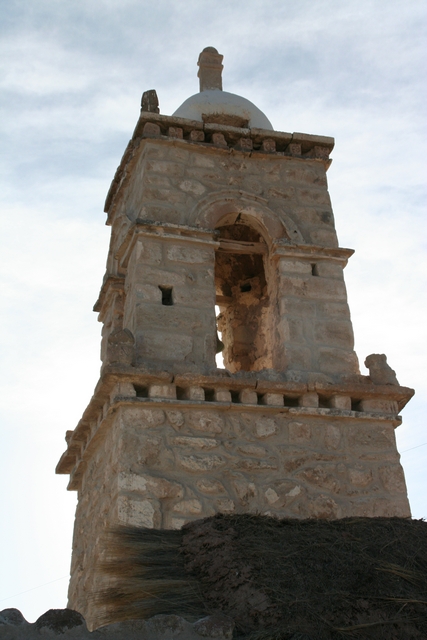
130;383;371;412
141;122;330;159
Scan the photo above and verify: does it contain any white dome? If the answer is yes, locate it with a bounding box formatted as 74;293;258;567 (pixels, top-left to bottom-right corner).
172;89;273;130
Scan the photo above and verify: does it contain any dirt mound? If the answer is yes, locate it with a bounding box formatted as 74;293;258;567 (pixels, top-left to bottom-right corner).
98;515;427;639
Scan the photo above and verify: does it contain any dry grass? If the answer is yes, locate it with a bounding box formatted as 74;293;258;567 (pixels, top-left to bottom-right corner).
95;515;427;639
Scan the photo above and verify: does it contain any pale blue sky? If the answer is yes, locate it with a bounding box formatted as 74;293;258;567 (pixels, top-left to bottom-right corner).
1;0;426;623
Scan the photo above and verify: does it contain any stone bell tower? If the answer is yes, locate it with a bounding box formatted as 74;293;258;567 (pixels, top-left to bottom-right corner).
56;47;414;623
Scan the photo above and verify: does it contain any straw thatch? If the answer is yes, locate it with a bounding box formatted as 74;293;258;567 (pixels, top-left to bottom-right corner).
96;514;427;639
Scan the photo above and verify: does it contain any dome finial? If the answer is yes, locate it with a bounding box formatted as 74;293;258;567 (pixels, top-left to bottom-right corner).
197;47;223;92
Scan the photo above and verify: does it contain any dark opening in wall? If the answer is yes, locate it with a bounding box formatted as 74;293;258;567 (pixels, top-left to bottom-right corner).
311;263;319;276
215;222;271;373
159;286;173;305
133;385;148;398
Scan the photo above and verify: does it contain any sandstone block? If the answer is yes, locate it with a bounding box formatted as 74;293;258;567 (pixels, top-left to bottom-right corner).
254;418;278;438
182;386;205;400
135;283;163;302
307;494;340;519
165;410;185;429
118;473;184;499
142;122;161;137
235;137;253;151
146;160;185;177
283;345;312;371
168;126;183;138
309;227;339;248
297;466;340;493
188;411;224;433
166;245;212;264
349;466;373;488
138;331;193;360
136;238;163;264
179;179;206;195
329;394;351;410
260;393;284;406
117;496;160;528
212;132;228;147
148;384;177;399
298;393;319;408
314;262;344;279
172;436;218;450
190;130;205;142
110;382;136;402
214;388;231;402
347;424;395;449
287;143;301;156
379;464;407;494
288;421;312;442
261;138;276;153
177;453;225;472
324;425;342;450
279;259;312;275
173;499;202;515
233;457;278;471
231;477;257;505
315;320;355;349
196;478;225;494
318;347;359;375
239;389;258;404
237;443;268;457
359;399;399;415
265;487;280;504
215;498;235;513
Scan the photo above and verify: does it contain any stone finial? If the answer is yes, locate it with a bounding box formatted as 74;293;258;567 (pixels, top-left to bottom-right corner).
197;46;223;92
141;89;159;113
364;354;399;386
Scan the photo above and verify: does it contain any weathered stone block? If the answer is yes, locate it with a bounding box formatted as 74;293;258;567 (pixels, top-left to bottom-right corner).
190;130;205;142
214;388;231;402
315;320;354;349
172;436;218;450
254;418;278;438
177;453;225;472
142;122;161;137
288;421;312;442
138;332;193;361
168;126;183;138
261;138;276;153
148;384;177;399
187;411;224;434
239;388;258;404
360;398;399;415
117;496;160;527
212;132;228;147
260;393;284;406
166;245;212;264
182;386;205;400
329;394;351;410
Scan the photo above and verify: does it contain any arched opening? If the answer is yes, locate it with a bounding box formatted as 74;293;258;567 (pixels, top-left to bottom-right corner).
215;219;273;372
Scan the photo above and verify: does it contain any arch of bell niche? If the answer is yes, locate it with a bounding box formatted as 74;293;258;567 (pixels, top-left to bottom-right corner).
190;190;304;245
208;203;287;373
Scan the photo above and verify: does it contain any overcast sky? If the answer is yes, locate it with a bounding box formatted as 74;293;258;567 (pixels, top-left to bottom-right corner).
1;0;426;624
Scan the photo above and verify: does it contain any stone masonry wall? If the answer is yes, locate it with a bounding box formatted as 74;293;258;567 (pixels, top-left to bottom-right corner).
68;396;410;622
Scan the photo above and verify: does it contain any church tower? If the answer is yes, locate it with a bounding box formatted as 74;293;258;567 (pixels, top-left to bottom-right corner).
56;48;414;623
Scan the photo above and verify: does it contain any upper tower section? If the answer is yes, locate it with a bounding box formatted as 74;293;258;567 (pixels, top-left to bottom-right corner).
98;47;358;379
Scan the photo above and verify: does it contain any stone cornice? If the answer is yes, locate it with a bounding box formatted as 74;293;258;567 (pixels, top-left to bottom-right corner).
56;365;414;488
104;111;335;222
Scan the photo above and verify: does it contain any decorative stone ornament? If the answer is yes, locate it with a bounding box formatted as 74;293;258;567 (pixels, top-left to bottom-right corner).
56;47;414;628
